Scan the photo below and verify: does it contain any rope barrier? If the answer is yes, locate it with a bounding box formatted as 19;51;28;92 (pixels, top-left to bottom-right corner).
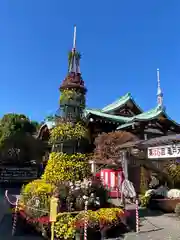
12;198;19;236
135;199;139;233
4;190;100;216
5;190;17;206
84;200;88;240
20;205;49;214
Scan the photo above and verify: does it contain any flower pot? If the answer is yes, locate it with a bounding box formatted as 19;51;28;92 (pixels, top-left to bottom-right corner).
155;198;180;213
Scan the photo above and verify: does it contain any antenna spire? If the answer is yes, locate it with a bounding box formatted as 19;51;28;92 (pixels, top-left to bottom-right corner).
73;25;76;50
157;68;163;107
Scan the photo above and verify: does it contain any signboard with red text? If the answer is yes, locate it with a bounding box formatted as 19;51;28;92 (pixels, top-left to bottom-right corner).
148;144;180;159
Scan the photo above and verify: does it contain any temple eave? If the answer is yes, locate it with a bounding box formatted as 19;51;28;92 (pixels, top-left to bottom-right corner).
84;109;130;124
116;118;180;134
102;93;143;116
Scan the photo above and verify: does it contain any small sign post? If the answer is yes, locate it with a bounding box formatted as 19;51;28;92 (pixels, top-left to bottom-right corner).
50;197;58;240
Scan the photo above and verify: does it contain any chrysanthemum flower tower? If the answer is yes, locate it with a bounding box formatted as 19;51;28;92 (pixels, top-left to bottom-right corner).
50;26;89;154
59;25;87;122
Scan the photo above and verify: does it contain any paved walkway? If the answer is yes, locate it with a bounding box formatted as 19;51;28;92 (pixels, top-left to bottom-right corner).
124;205;180;240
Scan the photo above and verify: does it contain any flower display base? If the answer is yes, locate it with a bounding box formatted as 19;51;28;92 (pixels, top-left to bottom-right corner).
155;198;180;213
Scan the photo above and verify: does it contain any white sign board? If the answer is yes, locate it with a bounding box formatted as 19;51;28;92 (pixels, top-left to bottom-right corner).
148;144;180;159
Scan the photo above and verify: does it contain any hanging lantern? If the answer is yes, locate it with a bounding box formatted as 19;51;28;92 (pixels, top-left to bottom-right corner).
131;148;140;156
131;148;145;159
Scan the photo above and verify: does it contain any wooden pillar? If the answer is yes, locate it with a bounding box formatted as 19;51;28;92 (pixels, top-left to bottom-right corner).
122;151;128;179
140;166;148;194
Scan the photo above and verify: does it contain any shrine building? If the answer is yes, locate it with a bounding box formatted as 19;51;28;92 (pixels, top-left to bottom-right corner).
38;27;180;143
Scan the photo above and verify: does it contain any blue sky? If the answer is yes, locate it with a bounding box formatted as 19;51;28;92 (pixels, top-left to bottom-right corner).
0;0;180;122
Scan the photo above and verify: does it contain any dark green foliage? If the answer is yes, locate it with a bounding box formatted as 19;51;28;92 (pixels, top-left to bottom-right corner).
0;113;44;165
45;115;55;122
0;113;38;142
31;121;41;131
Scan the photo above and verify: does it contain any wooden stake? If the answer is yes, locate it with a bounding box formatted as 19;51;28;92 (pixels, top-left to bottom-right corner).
51;222;55;240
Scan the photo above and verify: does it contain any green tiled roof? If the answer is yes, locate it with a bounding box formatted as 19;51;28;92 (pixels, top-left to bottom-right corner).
117;105;180;130
132;106;162;121
102;92;142;113
84;109;130;123
132;105;179;124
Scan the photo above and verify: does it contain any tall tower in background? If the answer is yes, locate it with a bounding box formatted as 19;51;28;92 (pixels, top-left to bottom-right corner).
58;26;87;122
157;68;163;108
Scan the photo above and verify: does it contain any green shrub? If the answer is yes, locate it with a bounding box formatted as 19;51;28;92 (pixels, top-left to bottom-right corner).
41;152;91;184
139;195;151;208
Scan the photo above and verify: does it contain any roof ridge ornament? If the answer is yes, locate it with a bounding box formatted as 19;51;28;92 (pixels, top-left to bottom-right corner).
157;68;163;108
